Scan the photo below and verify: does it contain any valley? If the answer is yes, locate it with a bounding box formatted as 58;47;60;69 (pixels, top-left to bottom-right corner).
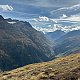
0;0;80;80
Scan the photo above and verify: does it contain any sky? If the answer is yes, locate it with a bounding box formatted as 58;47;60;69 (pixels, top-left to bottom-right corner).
0;0;80;32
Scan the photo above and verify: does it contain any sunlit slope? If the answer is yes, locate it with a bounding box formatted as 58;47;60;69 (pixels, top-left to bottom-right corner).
0;53;80;80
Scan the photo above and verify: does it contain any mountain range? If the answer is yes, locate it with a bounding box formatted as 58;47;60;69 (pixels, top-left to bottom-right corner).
0;15;54;71
0;15;80;72
53;30;80;56
0;1;80;80
45;29;80;57
45;30;65;41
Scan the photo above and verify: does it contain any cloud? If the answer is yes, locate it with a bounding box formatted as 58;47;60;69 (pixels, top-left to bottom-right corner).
1;0;80;19
11;0;80;8
50;19;58;23
50;4;80;18
33;23;80;33
0;0;80;33
60;14;67;19
0;5;13;11
27;14;80;33
66;15;80;22
27;16;58;24
11;0;56;8
39;16;49;21
54;14;80;22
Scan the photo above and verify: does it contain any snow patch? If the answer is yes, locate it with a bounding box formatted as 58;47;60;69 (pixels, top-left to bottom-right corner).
8;21;16;24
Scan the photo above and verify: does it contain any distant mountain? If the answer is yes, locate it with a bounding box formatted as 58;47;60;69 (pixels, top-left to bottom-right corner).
54;30;80;56
0;15;54;71
56;30;80;43
45;30;65;41
0;53;80;80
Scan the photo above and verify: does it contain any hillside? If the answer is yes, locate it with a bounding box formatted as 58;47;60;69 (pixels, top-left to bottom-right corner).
56;30;80;43
54;30;80;56
0;53;80;80
0;15;54;71
45;30;65;41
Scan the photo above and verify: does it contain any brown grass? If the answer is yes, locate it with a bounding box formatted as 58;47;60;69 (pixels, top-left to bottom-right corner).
0;53;80;80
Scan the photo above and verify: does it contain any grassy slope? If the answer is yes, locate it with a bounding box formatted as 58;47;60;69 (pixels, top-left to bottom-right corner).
0;53;80;80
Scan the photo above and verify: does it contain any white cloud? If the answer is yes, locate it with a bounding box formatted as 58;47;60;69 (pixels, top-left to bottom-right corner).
60;14;67;19
35;15;80;23
0;5;13;11
66;15;80;21
50;14;80;22
53;15;80;22
51;4;80;14
33;22;80;33
39;16;57;23
50;19;58;23
26;15;80;33
33;18;38;22
39;16;49;21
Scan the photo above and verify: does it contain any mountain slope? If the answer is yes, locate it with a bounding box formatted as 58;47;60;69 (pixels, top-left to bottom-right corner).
54;30;80;56
45;30;65;41
0;53;80;80
0;15;54;71
56;30;80;42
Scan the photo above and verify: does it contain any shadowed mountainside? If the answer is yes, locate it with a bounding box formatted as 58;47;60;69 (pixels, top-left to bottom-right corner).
0;15;54;71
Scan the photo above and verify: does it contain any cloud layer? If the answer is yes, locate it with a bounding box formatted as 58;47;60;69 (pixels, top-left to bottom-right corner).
0;0;80;32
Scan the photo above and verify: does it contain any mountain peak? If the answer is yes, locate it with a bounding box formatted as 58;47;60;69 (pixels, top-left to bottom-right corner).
0;15;4;20
0;16;54;71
